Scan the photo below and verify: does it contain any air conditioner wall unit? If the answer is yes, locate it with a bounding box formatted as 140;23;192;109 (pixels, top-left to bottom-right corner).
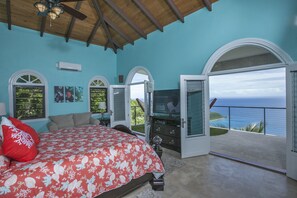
57;62;82;71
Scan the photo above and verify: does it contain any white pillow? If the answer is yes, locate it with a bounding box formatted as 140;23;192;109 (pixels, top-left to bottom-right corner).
0;117;14;141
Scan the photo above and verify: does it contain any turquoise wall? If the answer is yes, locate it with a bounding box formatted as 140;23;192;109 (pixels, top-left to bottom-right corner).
0;24;116;131
117;0;297;90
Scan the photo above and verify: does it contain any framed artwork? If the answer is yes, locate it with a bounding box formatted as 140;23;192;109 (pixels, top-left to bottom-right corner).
75;86;83;102
54;86;64;103
65;86;74;103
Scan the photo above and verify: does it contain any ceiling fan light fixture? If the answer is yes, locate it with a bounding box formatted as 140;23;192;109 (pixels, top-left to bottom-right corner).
52;6;64;16
34;2;47;13
48;11;58;20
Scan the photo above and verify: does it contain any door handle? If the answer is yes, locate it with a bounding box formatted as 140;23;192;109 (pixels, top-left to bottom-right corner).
181;118;186;128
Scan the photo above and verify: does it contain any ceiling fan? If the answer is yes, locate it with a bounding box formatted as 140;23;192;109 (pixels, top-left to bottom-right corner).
34;0;87;20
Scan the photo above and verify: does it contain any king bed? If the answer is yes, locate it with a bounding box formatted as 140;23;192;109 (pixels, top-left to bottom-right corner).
0;125;165;197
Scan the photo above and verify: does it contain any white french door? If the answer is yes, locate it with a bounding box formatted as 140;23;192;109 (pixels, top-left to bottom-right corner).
180;75;210;158
144;80;154;142
109;85;130;128
128;81;153;142
286;63;297;180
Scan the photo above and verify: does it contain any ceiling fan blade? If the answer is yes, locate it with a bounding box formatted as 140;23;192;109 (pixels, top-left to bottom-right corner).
62;3;87;20
60;0;84;2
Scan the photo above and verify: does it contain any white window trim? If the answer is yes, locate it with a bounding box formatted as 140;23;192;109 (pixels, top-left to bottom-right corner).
125;66;153;85
8;70;48;121
88;75;110;115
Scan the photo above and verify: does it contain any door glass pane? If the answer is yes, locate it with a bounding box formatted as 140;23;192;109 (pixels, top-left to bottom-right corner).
212;45;282;72
187;80;204;137
130;84;145;133
113;88;125;121
293;71;297;152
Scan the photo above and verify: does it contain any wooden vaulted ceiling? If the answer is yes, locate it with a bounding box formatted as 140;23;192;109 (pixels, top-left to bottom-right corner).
0;0;217;53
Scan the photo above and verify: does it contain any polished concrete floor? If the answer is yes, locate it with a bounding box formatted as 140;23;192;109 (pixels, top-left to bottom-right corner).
125;149;297;198
211;130;286;170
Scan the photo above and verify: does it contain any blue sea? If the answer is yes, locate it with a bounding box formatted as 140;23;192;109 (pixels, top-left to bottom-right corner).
210;97;286;137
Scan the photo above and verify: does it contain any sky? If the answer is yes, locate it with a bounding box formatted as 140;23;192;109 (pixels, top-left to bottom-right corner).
209;68;286;98
130;73;148;100
129;68;286;100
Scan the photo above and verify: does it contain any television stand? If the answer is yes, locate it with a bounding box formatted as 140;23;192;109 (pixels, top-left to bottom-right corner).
150;116;181;153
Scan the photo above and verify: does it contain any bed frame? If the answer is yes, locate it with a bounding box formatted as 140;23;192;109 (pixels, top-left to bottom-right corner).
97;144;165;198
98;173;164;198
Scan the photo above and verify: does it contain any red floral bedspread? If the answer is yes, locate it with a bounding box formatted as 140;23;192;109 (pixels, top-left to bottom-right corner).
0;125;165;197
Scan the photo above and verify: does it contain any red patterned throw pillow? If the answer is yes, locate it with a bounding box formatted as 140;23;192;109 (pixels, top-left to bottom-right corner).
1;117;38;162
0;142;10;172
8;116;40;145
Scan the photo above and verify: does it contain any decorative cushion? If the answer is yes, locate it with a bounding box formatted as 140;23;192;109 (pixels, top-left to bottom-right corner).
73;112;92;126
8;117;40;145
49;114;75;129
1;117;38;162
0;142;10;172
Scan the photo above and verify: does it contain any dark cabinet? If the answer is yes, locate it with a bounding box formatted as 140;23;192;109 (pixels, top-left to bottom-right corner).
151;116;181;153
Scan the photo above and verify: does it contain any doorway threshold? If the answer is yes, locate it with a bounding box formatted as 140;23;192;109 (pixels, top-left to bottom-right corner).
209;151;286;175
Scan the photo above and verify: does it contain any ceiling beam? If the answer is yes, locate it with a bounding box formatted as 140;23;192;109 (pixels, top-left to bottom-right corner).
112;39;123;50
132;0;163;32
104;0;147;39
166;0;184;23
6;0;11;30
65;1;82;42
104;16;134;45
91;0;117;53
202;0;212;11
40;16;46;37
104;40;123;51
86;19;101;47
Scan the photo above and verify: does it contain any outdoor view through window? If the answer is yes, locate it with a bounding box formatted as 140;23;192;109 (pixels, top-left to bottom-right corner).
130;72;149;133
209;68;286;137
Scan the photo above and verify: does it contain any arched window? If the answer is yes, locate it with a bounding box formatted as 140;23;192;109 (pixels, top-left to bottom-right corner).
9;70;48;120
88;76;109;114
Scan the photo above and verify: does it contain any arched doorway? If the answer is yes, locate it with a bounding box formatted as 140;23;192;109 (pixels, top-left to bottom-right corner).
126;67;153;141
202;38;295;176
203;38;293;75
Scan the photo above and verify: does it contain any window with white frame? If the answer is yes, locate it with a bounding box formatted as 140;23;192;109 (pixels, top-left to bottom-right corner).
10;71;47;120
89;76;109;114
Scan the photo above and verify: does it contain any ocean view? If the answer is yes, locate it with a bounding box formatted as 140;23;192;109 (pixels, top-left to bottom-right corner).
210;97;286;137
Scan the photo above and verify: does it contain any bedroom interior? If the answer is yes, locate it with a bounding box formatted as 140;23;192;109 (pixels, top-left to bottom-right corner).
1;0;297;197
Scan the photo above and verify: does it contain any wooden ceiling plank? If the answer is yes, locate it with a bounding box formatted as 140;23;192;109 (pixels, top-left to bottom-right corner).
65;1;82;42
202;0;212;11
166;0;184;23
92;0;117;53
40;16;46;37
132;0;163;32
104;0;147;39
86;19;101;47
6;0;11;30
104;16;134;45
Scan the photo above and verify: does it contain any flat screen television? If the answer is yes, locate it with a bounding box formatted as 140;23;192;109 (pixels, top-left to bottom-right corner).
153;89;180;115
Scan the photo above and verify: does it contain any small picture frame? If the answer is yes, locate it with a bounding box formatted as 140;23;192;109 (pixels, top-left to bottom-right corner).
54;86;64;103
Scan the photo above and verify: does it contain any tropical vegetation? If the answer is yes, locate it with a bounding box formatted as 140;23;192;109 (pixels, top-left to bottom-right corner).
210;127;228;136
210;112;224;120
130;99;145;133
240;121;264;133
